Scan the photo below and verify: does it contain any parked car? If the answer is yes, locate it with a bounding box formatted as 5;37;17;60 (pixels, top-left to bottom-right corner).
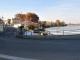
33;30;40;33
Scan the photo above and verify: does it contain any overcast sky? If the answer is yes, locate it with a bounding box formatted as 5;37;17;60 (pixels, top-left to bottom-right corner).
0;0;80;23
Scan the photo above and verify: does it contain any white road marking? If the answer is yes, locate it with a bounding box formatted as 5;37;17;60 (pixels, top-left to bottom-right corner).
0;54;38;60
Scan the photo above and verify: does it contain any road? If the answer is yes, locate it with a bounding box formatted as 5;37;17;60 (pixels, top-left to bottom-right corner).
0;26;80;60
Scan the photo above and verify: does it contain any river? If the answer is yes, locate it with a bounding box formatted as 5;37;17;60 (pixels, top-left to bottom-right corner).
45;26;80;35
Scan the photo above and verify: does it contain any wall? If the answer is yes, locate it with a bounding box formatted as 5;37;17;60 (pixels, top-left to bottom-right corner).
0;24;3;32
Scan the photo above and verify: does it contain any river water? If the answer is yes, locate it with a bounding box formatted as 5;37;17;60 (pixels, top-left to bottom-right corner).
45;26;80;35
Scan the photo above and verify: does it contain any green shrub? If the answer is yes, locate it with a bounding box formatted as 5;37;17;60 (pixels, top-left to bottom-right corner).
27;25;34;30
38;28;45;31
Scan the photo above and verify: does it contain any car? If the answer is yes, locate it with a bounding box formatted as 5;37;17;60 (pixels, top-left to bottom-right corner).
33;30;40;33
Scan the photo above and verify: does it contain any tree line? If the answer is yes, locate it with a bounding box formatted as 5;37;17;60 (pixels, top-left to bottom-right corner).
38;20;67;28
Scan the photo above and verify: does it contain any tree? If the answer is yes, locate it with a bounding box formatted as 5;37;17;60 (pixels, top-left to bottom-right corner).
56;20;60;26
45;21;51;27
60;21;65;26
14;12;39;23
38;21;42;28
27;25;34;30
8;19;11;25
15;13;25;21
25;12;39;23
19;26;24;35
27;22;39;30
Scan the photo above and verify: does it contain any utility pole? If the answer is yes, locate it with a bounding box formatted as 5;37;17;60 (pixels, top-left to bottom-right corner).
1;15;4;20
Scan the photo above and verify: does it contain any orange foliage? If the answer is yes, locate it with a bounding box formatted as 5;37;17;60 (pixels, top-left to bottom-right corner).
14;13;25;21
25;12;39;23
56;20;60;26
15;13;22;19
14;12;39;22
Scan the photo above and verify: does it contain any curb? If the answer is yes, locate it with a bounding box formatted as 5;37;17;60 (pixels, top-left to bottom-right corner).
15;35;80;40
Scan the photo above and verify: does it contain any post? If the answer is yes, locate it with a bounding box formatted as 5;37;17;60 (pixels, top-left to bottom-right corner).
63;30;64;35
31;31;32;36
49;31;50;35
26;31;27;35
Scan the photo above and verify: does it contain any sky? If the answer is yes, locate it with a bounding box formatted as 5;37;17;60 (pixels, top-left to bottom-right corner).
0;0;80;23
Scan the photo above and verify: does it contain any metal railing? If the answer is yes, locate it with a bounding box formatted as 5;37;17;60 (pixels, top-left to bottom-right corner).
47;29;80;35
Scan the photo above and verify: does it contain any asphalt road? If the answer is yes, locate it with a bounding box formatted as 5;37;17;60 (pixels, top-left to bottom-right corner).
0;26;80;60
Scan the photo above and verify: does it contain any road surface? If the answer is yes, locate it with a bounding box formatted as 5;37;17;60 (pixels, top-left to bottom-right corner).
0;26;80;60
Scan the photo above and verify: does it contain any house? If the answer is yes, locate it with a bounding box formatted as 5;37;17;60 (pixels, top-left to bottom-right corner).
12;18;22;28
0;19;5;32
12;18;21;24
3;20;8;24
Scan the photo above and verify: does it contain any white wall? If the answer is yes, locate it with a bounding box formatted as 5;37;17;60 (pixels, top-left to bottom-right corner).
0;24;3;32
12;19;21;24
13;24;21;28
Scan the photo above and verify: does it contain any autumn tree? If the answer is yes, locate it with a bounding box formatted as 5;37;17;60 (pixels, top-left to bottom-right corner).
15;13;22;19
45;21;51;27
25;12;39;23
14;13;25;21
56;20;60;26
14;12;39;23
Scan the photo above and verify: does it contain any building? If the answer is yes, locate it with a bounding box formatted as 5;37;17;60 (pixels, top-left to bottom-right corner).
12;18;22;28
0;19;5;32
12;18;21;24
3;20;8;24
